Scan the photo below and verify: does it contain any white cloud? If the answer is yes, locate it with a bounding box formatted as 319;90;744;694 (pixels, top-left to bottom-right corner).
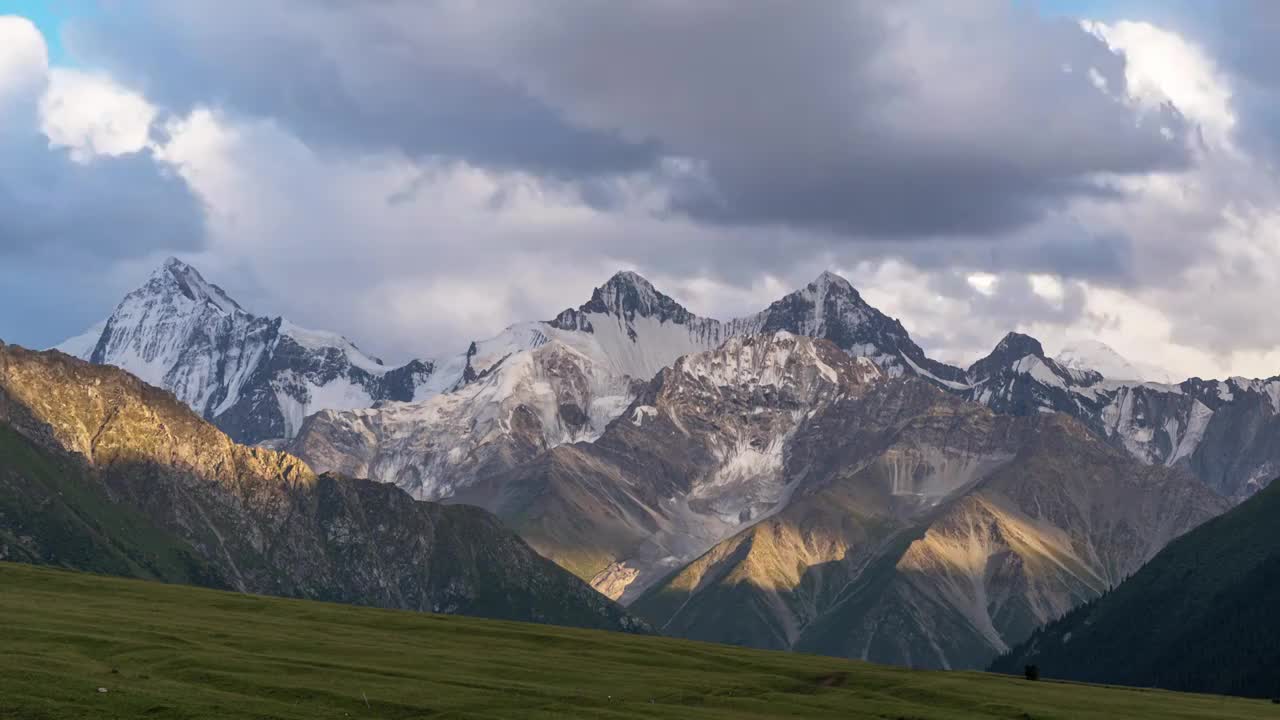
1084;19;1236;146
1029;274;1065;306
40;68;158;163
966;272;998;296
0;16;48;116
1088;66;1108;92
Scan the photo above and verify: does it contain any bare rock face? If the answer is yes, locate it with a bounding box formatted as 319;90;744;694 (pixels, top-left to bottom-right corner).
0;341;642;633
630;382;1228;670
456;332;884;595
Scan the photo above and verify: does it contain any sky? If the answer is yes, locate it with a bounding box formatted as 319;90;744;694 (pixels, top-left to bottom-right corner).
2;1;1280;379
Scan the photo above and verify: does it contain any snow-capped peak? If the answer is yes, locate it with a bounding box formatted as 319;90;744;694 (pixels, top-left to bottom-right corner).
966;332;1051;384
773;271;865;318
53;258;439;444
607;270;656;292
1055;340;1172;383
548;269;707;339
754;271;870;332
586;270;696;324
811;270;858;296
152;257;244;316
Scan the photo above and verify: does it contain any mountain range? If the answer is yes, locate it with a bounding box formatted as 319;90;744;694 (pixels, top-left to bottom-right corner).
62;259;1280;501
629;367;1224;668
47;258;1280;670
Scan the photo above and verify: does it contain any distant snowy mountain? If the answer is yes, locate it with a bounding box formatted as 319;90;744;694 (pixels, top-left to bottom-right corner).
292;270;975;500
300;328;1226;671
293;271;734;499
60;259;1280;500
290;268;1280;501
746;271;968;385
958;332;1280;497
1054;339;1172;383
55;258;436;443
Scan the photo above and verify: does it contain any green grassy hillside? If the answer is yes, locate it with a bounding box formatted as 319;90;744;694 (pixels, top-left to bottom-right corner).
0;425;223;586
1;562;1274;719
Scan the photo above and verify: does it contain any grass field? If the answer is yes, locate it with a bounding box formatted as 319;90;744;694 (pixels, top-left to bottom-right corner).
1;561;1275;719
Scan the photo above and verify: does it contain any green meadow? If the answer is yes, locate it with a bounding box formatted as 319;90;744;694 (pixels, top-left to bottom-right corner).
1;561;1273;719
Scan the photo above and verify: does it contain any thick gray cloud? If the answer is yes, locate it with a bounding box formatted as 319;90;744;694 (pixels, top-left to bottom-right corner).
488;2;1189;236
0;138;204;261
68;0;1189;240
0;130;204;348
840;226;1137;286
66;3;656;179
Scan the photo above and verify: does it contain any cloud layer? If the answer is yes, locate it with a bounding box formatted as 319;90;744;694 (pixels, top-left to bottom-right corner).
72;1;1189;239
4;4;1280;379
